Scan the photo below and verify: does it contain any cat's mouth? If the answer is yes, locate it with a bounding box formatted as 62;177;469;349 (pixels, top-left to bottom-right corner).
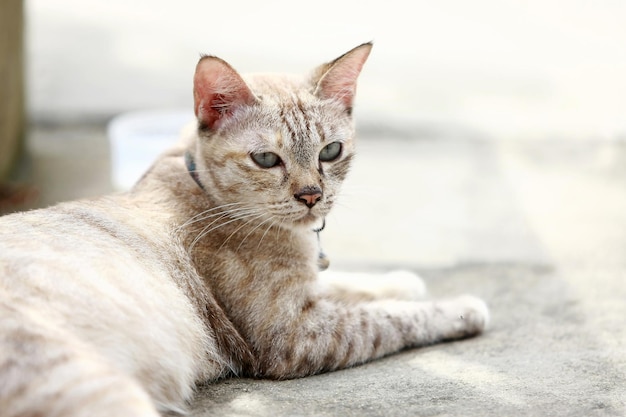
279;199;330;227
292;209;322;226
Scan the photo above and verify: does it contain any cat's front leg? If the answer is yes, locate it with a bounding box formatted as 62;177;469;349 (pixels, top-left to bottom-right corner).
251;293;489;379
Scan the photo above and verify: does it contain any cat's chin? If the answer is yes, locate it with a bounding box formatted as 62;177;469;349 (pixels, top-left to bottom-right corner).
291;212;321;228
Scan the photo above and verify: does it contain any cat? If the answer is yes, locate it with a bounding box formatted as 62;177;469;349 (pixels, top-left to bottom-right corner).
0;42;488;417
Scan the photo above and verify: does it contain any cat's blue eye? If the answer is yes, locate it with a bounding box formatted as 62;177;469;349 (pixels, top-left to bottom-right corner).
251;152;281;168
319;142;342;162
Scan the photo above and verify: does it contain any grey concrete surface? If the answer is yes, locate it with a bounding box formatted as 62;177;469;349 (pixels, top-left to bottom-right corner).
15;124;626;416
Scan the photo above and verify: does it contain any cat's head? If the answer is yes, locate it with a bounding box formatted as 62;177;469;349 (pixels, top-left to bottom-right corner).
188;43;372;230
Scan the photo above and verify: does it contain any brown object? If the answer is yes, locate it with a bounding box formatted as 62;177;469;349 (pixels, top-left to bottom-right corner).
0;183;38;214
0;0;25;180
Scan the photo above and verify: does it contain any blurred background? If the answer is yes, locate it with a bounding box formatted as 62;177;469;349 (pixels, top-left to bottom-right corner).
18;0;626;139
2;0;626;268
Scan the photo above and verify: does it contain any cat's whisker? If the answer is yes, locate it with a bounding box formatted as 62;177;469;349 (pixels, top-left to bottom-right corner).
177;202;245;230
189;210;238;251
218;212;266;252
178;203;242;225
273;215;288;243
180;206;259;232
329;200;357;212
234;215;276;253
329;189;375;212
183;205;261;232
188;209;265;252
256;216;279;250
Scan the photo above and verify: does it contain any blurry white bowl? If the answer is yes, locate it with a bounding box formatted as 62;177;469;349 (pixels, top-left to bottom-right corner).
107;109;194;190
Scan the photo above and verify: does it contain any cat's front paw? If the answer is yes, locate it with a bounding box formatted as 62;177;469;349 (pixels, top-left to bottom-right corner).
381;270;427;300
436;295;489;340
319;269;427;302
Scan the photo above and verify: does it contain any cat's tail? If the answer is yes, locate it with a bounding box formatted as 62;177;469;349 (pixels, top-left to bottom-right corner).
0;299;160;417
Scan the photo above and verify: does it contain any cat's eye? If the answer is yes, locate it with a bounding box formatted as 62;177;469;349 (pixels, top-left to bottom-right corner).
251;152;281;168
319;142;342;162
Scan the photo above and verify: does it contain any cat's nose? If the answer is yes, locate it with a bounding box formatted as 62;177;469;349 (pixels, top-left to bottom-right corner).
294;186;323;208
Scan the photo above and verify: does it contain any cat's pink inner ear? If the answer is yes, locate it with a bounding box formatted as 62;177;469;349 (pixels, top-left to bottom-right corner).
193;56;256;130
314;42;373;110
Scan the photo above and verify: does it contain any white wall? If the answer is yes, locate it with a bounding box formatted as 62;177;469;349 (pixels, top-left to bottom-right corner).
27;0;626;140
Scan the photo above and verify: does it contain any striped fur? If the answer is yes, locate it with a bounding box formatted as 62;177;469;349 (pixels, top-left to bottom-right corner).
0;43;488;416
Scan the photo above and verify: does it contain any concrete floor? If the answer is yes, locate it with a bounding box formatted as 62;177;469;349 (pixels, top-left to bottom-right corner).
9;123;626;416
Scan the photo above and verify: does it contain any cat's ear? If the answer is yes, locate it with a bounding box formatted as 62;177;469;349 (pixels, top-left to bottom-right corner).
312;42;372;113
193;56;257;130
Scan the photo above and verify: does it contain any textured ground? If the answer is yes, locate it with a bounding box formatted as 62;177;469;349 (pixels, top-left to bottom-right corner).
11;124;625;416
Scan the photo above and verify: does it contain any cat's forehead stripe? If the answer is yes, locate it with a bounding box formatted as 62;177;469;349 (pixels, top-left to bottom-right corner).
282;95;310;137
279;106;299;146
314;120;327;144
276;96;326;166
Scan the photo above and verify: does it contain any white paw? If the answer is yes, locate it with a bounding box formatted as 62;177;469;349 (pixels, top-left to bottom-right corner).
459;295;489;332
438;295;490;339
319;269;427;301
382;270;427;300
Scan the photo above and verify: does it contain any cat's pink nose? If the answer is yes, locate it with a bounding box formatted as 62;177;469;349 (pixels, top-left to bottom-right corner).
294;186;322;208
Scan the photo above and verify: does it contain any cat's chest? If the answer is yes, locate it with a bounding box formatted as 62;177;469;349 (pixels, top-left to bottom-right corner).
189;227;319;339
191;226;318;298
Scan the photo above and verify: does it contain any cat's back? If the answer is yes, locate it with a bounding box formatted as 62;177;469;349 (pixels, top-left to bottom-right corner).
0;198;219;412
0;197;171;293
